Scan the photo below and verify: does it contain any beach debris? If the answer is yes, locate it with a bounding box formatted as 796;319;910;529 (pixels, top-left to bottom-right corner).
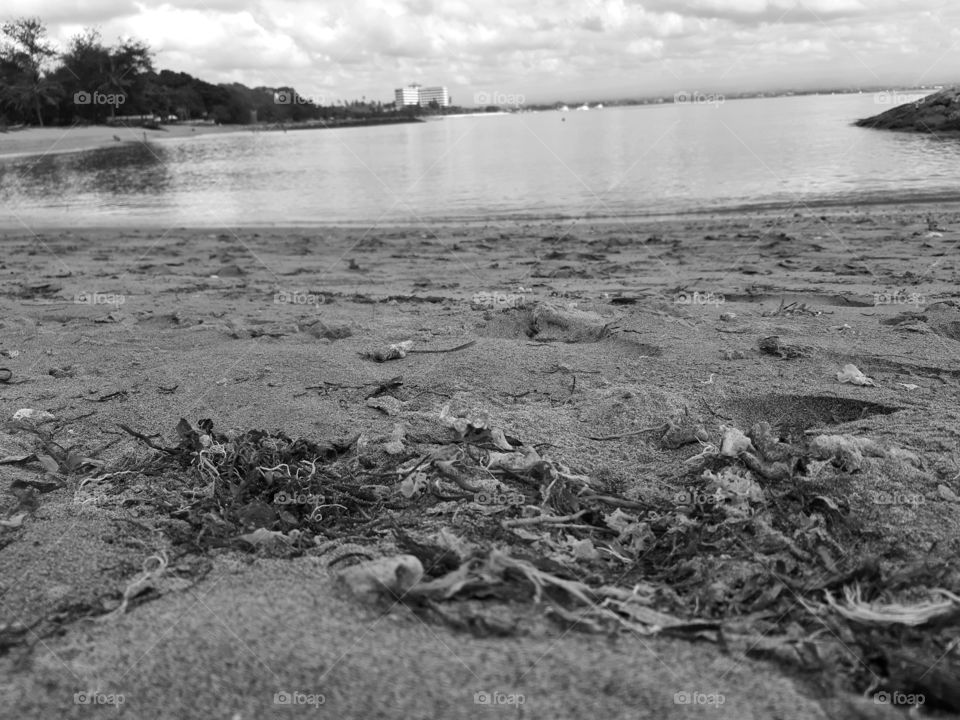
701;467;764;509
938;484;960;503
11;408;55;423
299;320;352;340
484;446;541;473
807;434;885;472
719;312;736;321
898;382;919;391
101;551;171;619
337;554;424;601
0;368;11;383
763;299;823;317
365;395;406;416
720;425;755;457
399;471;428;498
0;349;19;358
360;340;477;362
758;335;807;359
817;584;960;628
529;301;616;342
0;512;26;528
836;364;875;386
383;424;406;455
720;349;747;360
237;527;295;548
363;340;413;362
660;418;709;449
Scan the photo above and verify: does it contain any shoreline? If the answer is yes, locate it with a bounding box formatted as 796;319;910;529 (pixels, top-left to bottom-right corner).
4;195;960;231
0;123;242;160
0;117;422;161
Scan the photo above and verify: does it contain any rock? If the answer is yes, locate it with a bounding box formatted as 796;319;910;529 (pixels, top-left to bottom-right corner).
337;554;424;601
855;87;960;134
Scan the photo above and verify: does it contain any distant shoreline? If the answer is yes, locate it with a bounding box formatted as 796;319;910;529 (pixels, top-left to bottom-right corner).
0;124;241;160
0;116;423;161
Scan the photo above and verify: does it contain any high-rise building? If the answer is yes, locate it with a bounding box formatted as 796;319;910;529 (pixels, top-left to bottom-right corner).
418;86;450;107
395;85;421;107
394;84;451;107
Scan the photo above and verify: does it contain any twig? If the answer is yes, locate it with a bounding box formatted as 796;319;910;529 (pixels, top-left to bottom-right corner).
407;340;476;354
118;424;174;454
583;425;661;441
502;509;588;528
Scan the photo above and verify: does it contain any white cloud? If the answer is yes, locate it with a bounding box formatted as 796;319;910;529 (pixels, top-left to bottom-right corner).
1;0;957;103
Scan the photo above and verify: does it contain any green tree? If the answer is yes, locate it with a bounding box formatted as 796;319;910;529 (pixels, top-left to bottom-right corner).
0;17;61;125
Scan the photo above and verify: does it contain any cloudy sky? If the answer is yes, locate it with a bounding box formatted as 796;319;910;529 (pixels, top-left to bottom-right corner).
5;0;960;105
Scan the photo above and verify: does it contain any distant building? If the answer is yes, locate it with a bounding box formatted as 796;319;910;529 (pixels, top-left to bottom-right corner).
418;86;451;107
394;84;451;107
395;85;421;107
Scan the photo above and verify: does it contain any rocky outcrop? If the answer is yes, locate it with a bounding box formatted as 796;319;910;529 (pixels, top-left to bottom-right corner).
855;87;960;133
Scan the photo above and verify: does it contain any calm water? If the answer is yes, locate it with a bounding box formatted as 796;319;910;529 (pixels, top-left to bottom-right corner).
2;93;958;227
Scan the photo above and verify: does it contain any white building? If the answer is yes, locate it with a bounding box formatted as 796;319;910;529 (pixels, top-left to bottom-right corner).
394;84;451;107
418;86;450;107
395;85;421;106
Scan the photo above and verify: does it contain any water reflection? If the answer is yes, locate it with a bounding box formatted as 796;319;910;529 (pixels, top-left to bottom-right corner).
0;141;172;202
2;95;960;226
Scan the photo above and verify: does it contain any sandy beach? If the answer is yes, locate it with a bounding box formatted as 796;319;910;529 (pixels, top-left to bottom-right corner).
1;206;959;719
0;124;243;160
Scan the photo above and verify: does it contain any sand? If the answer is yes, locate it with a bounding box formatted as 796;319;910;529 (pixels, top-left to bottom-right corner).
0;124;243;160
1;207;959;719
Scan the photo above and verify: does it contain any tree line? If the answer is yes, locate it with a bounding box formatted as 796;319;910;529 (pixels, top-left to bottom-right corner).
0;17;423;128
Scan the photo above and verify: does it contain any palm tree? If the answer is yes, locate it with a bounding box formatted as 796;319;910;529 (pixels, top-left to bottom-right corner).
0;18;60;126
